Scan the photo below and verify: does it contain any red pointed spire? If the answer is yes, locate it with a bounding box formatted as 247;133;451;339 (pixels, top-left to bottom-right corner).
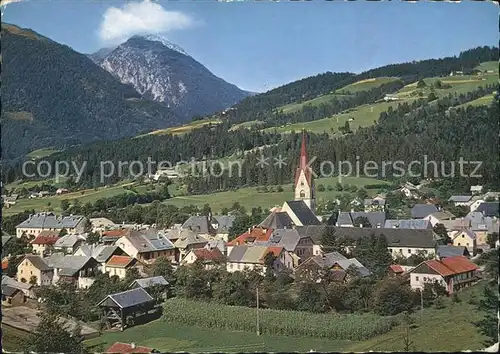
300;130;308;169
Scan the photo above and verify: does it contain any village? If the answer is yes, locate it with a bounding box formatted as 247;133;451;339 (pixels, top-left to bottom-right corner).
1;132;498;353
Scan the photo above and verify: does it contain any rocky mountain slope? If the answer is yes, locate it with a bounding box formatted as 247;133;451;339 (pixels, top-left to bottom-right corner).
1;24;182;160
91;35;250;119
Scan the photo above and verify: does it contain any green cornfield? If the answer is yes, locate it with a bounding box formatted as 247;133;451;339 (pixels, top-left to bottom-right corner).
162;298;401;340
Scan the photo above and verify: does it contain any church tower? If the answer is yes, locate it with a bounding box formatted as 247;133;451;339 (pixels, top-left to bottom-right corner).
294;131;316;211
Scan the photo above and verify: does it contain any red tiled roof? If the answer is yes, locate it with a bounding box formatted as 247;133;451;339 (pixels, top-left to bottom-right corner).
424;256;478;277
227;227;273;246
390;264;404;273
103;229;129;237
192;248;224;262
106;342;154;353
31;235;59;245
106;255;135;268
260;246;283;261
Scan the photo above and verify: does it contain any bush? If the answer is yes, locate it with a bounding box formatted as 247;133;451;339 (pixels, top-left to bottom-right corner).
162;298;401;340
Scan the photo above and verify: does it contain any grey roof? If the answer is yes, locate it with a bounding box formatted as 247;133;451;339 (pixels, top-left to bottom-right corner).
53;256;95;276
226;245;271;264
298;226;438;248
307;252;348;268
448;195;472;203
427;211;456;221
126;229;175;253
285;201;321;226
334;258;371;277
2;275;33;291
384;219;432;230
181;216;216;234
295;225;328;244
2;235;13;247
16;212;85;229
465;212;499;233
476;202;499;217
1;284;21;297
411;204;438;218
173;229;208;249
259;211;295;229
213;215;236;232
23;254;51;271
54;234;85;248
336;212;386;228
98;288;154;308
130;276;169;289
437;245;469;258
76;244;120;263
205;239;226;253
227;245;248;263
255;229;301;252
43;252;65;268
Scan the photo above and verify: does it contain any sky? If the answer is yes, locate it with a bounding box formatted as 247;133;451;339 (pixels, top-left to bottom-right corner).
3;0;498;92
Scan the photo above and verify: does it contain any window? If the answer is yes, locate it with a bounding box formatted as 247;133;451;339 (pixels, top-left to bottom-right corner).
416;276;419;281
300;190;305;198
458;243;461;246
408;249;412;254
423;277;427;281
399;249;403;253
461;235;465;238
466;243;469;246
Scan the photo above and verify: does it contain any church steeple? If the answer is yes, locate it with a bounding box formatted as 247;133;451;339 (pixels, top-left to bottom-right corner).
294;130;315;211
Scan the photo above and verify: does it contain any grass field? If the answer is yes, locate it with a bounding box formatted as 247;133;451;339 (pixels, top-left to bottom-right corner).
265;99;414;135
164;176;389;212
456;93;496;108
26;147;63;160
336;77;402;94
277;93;352;114
475;61;498;72
229;120;264;131
136;118;222;138
80;282;489;353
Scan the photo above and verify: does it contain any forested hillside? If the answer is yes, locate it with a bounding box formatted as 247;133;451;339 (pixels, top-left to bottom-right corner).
1;24;181;160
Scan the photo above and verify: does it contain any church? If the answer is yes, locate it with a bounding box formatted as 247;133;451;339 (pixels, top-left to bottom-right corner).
259;131;321;228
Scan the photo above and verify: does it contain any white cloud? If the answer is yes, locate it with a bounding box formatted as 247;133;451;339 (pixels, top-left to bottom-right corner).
99;0;194;45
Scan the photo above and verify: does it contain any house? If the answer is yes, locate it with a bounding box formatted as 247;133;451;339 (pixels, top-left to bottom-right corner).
335;211;385;228
3;196;18;207
398;182;421;199
465;212;499;246
258;210;295;229
469;197;486;212
56;188;69;195
30;234;59;255
226;245;293;274
384;94;401;101
411;204;439;219
1;284;26;306
389;264;414;276
204;239;227;255
211;215;236;241
129;276;169;291
104;256;138;279
364;197;386;212
16;212;87;238
38;191;50;198
436;245;470;258
74;244;126;272
384;219;433;230
451;229;477;255
54;234;86;254
182;248;225;269
173;229;208;261
52;256;99;289
475;202;499;218
267;229;314;263
424;211;456;227
2;275;35;299
470;185;483;195
90;217;117;232
409;255;479;294
448;195;473;206
181;215;216;239
115;229;176;264
17;254;54;286
227;227;273;254
295;252;370;282
106;342;156;354
101;229;130;244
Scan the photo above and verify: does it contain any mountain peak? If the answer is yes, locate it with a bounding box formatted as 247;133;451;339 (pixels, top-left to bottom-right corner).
131;34;188;56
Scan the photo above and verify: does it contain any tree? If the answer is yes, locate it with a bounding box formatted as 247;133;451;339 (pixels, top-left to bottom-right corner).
373;277;414;316
263;252;277;278
416;80;426;88
202;203;212;216
353;216;372;228
59;228;68;237
83;218;93;233
351;234;392;279
296;282;327;313
86;231;100;245
26;309;87;354
356;188;369;200
228;214;252;241
427;92;437;101
60;199;70;212
149;256;176;283
486;232;498;249
317;184;325;192
29;275;38;286
433;223;451;244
